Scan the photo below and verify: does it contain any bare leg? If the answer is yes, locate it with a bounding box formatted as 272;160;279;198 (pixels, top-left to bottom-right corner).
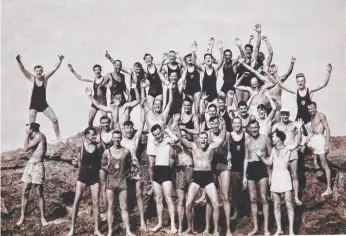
259;178;270;235
247;180;259;236
162;181;177;234
243;91;250;102
99;170;107;213
136;180;147;230
43;106;61;140
151;181;163;232
177;188;185;233
35;184;48;226
119;190;134;236
220;171;232;235
184;182;200;235
284;191;295;235
68;181;86;235
106;190;114;236
88;107;98;127
318;154;333;196
16;182;32;226
29;109;38;123
90;183;103;236
205;183;220;236
272;192;282;235
289;160;302;205
193;92;201;115
205;198;212;234
230;171;241;220
147;155;155;195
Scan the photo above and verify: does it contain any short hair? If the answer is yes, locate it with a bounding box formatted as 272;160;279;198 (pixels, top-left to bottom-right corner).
238;101;248;108
100;116;111;122
208;104;217;110
274;129;286;142
168;50;176;54
232;116;242;123
93;64;101;71
258;52;265;58
245;44;254;50
114;60;122;64
133;62;142;68
28;122;40;132
296;73;305;79
151;124;162;133
34;65;43;70
199;131;208;138
183;53;192;61
307;101;317;107
217;96;226;102
204;53;213;59
183;97;193;104
223;49;232;55
169;71;179;77
112;130;122;136
209;116;219;123
123;120;134;127
249;119;259;127
84;126;97;136
257;104;266;110
143;53;153;60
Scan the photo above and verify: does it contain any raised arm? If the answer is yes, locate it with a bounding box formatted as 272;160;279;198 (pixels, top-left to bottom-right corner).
209;125;226;150
248;35;254;45
280;57;296;82
267;70;296;94
288;119;303;151
238;59;268;83
262;36;273;70
85;87;111;112
24;129;40;152
252;24;262;64
105;50;116;64
310;64;332;93
319;113;331;153
124;83;140;109
16;55;33;80
234;71;252;92
215;40;225;71
163;83;174;118
206;37;215;54
175;125;193;149
234;38;245;58
45;55;64;80
264;90;277;121
190;41;204;71
67;64;94;82
199;92;208;122
178;70;187;93
158;53;168;74
182;114;200;135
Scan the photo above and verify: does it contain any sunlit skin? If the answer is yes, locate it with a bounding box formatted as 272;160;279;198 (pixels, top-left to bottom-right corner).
239;105;248;117
113;61;122;73
144;55;153;66
112;132;122;146
152;128;164;143
296;76;306;89
169;52;177;63
249;122;260;138
217;99;226;112
185;55;193;65
271;133;280;145
208;106;217;118
93;67;102;77
224;51;232;63
100;118;111;131
257;107;266;119
232;118;242;132
250;77;260;90
204;55;213;66
123;125;134;139
268;65;277;76
210;119;220;133
281;112;290;123
245;46;253;59
34;67;44;78
183;101;192;114
199;133;209;149
153;99;163;113
169;72;178;84
307;104;317;116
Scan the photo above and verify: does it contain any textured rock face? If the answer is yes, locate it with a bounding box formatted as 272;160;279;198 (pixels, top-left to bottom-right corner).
1;134;346;235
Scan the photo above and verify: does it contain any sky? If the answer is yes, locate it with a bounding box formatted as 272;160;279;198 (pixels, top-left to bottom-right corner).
1;0;345;151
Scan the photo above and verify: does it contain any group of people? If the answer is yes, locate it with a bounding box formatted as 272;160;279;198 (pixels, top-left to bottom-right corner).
16;24;333;236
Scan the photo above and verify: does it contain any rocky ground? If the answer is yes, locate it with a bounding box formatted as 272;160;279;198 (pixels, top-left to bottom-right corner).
1;133;346;236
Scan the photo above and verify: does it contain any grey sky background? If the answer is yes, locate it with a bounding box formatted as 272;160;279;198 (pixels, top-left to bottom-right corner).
1;0;345;151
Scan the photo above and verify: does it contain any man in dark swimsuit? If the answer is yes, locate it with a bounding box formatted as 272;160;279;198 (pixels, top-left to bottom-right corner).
220;49;238;97
68;127;103;236
16;54;64;140
68;64;109;127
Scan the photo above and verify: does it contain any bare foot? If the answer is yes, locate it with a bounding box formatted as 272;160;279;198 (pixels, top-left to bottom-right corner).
213;231;220;236
107;231;113;236
295;197;303;206
126;230;135;236
203;229;210;235
321;189;333;197
274;229;282;235
230;210;238;220
166;227;178;234
247;227;258;236
289;230;295;235
41;218;48;226
139;222;147;231
182;227;194;235
150;223;162;232
16;217;25;226
94;230;104;236
67;229;74;236
226;230;232;236
264;229;271;235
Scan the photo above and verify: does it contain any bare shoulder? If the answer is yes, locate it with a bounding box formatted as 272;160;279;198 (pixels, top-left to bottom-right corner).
38;132;47;142
318;112;327;120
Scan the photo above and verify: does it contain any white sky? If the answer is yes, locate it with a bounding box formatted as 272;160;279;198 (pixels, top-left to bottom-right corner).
1;0;345;151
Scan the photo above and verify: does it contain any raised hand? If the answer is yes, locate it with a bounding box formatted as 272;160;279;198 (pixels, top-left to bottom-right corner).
167;82;174;90
271;64;278;74
140;79;148;88
25;125;32;135
201;92;209;100
16;54;21;61
58;55;65;61
216;40;223;49
327;63;332;73
191;41;198;52
208;37;215;45
249;35;255;40
262;35;267;41
85;87;92;96
162;52;168;61
105;50;111;59
227;90;235;98
254;24;262;33
113;98;122;106
238;57;245;64
141;97;147;107
296;118;304;128
290;57;296;63
67;64;74;72
234;38;241;46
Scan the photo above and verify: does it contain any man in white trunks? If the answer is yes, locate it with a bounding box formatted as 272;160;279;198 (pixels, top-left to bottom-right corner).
17;123;48;226
260;120;303;235
305;101;332;197
272;108;303;205
16;54;64;140
150;124;177;234
176;125;226;236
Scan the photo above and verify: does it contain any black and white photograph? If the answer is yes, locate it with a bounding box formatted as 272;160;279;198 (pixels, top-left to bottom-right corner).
1;0;345;235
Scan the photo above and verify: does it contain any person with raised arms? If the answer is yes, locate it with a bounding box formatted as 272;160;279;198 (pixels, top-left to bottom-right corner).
16;54;64;140
68;64;109;127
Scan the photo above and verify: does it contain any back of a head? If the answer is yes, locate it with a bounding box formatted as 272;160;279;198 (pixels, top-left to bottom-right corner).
84;126;97;136
274;129;286;142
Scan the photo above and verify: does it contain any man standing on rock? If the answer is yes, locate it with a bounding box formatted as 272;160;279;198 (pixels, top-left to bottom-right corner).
306;101;333;197
17;123;48;226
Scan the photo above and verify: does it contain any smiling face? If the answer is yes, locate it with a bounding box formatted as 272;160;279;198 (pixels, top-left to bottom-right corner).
133;65;141;75
249;121;260;137
224;51;232;62
86;129;97;142
232;117;242;132
281;112;290;123
93;66;102;76
112;132;122;146
271;132;280;145
100;118;110;131
169;52;176;63
185;55;193;64
210;119;220;133
114;61;122;73
153;99;162;113
257;107;266;119
144;55;153;65
204;55;213;66
123;124;134;138
208;106;217;118
239;105;248;117
308;104;316;116
152;128;164;143
169;72;178;84
250;77;259;89
296;76;306;89
183;100;192;113
199;132;209;149
245;46;253;58
34;66;44;77
217;98;226;111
